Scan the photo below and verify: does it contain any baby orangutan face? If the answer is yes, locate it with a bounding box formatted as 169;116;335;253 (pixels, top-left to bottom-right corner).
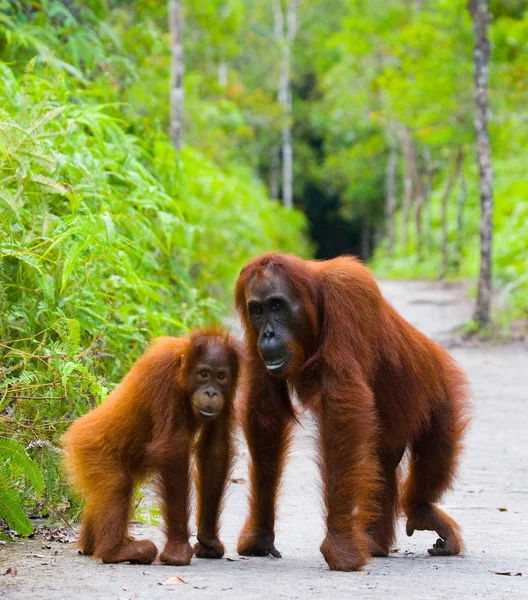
188;342;235;422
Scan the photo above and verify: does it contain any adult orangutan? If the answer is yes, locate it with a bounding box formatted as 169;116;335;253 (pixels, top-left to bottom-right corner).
62;327;240;565
235;252;470;571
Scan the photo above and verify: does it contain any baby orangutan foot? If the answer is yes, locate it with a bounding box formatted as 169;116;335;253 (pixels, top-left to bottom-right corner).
159;540;194;566
320;532;368;571
100;539;158;564
237;528;282;558
194;536;225;558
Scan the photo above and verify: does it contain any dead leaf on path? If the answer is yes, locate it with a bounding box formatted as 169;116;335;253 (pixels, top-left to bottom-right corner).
498;508;508;512
390;548;400;553
31;553;49;559
193;586;208;590
222;588;233;591
230;478;246;484
161;576;186;585
2;567;17;576
225;557;237;561
360;571;370;575
492;571;522;577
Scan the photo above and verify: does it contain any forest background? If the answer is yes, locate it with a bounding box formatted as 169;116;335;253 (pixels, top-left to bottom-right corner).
0;0;527;535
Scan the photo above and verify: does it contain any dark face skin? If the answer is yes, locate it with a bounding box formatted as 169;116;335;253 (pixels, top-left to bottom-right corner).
188;343;234;422
246;269;306;378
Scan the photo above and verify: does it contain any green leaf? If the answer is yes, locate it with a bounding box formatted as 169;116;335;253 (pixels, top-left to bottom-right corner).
29;175;70;195
0;438;45;493
61;237;92;292
0;188;20;216
0;468;33;536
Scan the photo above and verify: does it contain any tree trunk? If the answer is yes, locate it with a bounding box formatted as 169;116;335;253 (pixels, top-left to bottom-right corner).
423;147;433;254
455;166;467;273
361;219;370;262
439;149;463;280
405;135;426;260
169;0;184;150
468;0;494;325
401;128;413;251
218;60;228;87
273;0;297;209
269;145;281;199
385;145;397;257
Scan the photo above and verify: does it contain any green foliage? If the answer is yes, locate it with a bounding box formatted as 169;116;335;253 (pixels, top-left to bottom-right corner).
310;0;528;320
0;0;309;530
0;439;44;535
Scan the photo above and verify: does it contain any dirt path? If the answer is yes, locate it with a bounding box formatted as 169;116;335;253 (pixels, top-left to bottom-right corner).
2;280;528;599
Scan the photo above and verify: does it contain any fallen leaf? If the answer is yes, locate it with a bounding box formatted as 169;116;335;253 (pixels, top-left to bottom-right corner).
31;553;48;559
222;588;233;591
360;571;370;575
193;586;207;590
2;567;17;576
492;571;522;577
230;478;246;484
498;508;508;512
390;548;400;553
225;557;236;561
162;576;186;585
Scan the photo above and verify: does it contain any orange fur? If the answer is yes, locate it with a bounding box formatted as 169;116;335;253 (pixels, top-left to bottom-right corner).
235;252;471;570
62;326;240;565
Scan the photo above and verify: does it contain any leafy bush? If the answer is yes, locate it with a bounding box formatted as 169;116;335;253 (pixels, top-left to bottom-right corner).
0;2;310;530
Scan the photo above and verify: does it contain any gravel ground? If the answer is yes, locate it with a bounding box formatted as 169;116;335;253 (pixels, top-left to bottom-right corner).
1;280;527;599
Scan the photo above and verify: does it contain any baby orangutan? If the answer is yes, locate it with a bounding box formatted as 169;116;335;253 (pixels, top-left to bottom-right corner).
62;327;240;565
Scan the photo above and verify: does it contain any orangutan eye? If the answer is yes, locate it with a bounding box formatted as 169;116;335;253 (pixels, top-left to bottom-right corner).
248;302;263;318
199;370;208;379
217;373;226;381
270;299;283;312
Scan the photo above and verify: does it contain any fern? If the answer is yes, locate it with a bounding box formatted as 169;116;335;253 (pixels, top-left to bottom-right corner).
0;465;33;536
0;439;45;535
0;439;45;493
60;237;92;292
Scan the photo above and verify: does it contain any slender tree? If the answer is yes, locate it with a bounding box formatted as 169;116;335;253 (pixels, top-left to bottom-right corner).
401;127;414;250
455;167;467;273
169;0;184;150
423;147;433;254
273;0;298;209
385;144;397;258
218;60;228;87
269;145;281;200
468;0;494;325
